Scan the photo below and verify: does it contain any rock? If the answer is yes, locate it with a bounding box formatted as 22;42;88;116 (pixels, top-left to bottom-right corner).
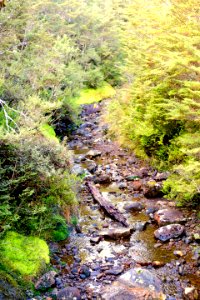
84;160;97;173
101;268;165;300
173;250;186;257
132;180;142;191
118;268;162;292
79;265;91;278
152;261;165;268
154;209;185;226
93;174;111;184
86;150;102;158
154;224;185;242
57;287;81;300
146;207;158;215
105;266;124;276
99;228;133;239
118;182;127;189
154;172;170;181
68;141;84;149
112;244;127;254
71;164;85;176
184;286;199;300
143;180;163;198
132;221;147;232
35;271;57;290
75;154;86;163
90;236;101;244
124;202;144;212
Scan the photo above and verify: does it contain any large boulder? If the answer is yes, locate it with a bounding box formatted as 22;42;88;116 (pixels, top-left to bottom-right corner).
154;224;185;242
101;268;165;300
154;209;185;226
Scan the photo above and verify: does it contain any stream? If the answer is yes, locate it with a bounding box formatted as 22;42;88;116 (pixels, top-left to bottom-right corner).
40;100;200;300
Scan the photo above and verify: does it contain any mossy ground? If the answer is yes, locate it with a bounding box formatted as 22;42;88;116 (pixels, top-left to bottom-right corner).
71;82;116;106
0;231;50;278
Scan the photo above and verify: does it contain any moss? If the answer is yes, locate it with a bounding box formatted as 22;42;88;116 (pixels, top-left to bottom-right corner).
52;224;69;242
39;123;59;143
0;232;50;278
72;82;116;105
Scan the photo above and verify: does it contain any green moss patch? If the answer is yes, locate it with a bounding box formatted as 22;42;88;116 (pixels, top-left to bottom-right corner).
0;232;50;278
72;82;116;105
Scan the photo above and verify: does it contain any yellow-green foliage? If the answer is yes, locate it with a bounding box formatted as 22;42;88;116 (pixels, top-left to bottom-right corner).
39;123;59;143
0;232;49;278
107;0;200;204
71;83;116;106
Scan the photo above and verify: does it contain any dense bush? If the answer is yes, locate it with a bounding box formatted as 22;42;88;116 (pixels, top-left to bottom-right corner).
107;0;200;205
0;0;123;237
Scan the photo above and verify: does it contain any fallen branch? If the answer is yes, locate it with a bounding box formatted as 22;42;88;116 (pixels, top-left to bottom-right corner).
86;181;129;227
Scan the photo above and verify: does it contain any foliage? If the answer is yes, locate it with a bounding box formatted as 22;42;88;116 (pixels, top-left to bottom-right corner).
106;0;200;205
0;231;49;277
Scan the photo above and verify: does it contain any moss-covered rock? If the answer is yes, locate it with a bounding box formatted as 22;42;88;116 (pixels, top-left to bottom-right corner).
0;232;49;278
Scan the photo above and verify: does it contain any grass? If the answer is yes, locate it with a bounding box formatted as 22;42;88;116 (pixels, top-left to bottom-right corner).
0;232;50;278
71;82;116;106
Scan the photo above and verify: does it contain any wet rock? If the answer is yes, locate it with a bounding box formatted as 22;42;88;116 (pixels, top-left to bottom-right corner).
101;268;164;300
146;207;158;215
124;202;144;212
154;224;185;242
86;150;102;158
154;209;185;226
143;180;163;198
99;228;133;239
132;221;147;232
57;287;81;300
35;271;57;290
105;266;124;276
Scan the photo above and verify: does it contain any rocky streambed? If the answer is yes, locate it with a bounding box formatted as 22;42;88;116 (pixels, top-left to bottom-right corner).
35;101;200;300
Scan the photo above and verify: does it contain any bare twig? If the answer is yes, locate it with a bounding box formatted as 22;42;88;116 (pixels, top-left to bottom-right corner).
0;99;20;132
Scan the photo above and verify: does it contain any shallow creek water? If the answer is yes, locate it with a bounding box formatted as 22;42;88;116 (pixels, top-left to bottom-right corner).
49;102;200;300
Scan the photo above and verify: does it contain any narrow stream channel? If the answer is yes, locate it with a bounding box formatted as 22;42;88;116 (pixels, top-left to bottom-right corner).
48;101;200;300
